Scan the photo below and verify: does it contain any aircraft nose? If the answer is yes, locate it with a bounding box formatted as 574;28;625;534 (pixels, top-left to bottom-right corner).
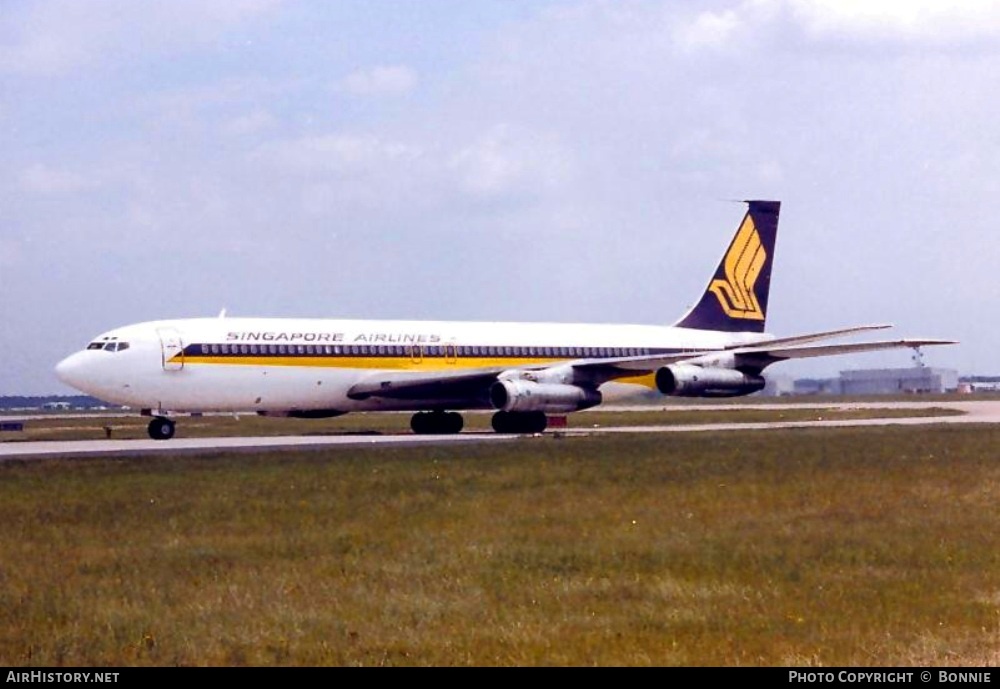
55;352;89;390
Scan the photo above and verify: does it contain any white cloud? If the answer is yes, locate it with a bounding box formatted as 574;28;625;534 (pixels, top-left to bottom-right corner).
255;134;423;177
0;0;285;76
672;8;745;53
0;239;24;268
339;65;419;97
223;109;277;137
670;1;1000;56
787;0;1000;43
448;125;575;200
18;163;97;195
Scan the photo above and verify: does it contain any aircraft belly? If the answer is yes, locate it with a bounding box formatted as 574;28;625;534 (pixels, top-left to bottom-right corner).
148;364;359;412
345;396;493;413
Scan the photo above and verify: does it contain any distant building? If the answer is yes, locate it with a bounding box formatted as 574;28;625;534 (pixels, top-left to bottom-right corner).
793;377;843;396
960;376;1000;393
838;367;958;395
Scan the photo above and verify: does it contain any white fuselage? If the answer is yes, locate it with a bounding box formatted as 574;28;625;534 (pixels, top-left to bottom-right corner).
55;317;768;414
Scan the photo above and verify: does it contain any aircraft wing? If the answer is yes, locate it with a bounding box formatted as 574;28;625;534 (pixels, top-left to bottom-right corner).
729;324;892;349
594;336;957;377
346;332;957;401
727;338;959;366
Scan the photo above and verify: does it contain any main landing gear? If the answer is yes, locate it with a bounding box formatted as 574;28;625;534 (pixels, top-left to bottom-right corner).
147;416;176;440
409;411;550;435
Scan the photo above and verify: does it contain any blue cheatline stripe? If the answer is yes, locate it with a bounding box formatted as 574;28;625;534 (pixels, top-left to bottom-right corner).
180;343;688;360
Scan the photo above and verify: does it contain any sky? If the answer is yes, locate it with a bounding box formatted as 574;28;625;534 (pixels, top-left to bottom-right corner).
2;0;998;395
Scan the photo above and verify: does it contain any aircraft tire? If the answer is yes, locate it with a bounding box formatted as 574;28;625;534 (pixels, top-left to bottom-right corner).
411;413;430;434
148;417;176;440
444;412;464;434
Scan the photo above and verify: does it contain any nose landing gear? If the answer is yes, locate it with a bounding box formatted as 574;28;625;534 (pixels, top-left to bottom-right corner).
147;416;176;440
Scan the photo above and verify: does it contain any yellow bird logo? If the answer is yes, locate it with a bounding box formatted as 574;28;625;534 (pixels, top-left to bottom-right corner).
708;215;766;320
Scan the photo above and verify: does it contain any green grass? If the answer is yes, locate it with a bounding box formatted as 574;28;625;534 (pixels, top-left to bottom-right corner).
1;425;999;666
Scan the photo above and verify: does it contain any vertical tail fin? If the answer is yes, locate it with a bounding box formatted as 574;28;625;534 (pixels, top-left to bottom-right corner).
673;200;780;333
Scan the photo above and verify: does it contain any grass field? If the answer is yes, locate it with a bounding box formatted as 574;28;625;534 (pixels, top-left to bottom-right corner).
1;422;999;666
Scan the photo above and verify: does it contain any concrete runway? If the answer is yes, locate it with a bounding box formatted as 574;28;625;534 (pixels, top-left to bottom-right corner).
2;400;999;461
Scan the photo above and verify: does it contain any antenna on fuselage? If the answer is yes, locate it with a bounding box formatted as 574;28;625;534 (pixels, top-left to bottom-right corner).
218;308;227;319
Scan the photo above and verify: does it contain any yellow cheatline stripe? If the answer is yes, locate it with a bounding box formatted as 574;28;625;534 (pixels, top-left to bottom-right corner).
616;372;657;389
176;355;565;370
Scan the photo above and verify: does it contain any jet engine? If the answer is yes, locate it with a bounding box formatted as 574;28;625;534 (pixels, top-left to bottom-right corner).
489;380;602;413
655;364;765;398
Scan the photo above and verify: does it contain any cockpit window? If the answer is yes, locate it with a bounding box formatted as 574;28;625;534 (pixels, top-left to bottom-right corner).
87;342;104;350
100;342;130;352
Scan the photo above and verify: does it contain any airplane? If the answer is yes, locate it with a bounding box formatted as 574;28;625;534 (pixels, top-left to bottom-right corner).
55;200;956;440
